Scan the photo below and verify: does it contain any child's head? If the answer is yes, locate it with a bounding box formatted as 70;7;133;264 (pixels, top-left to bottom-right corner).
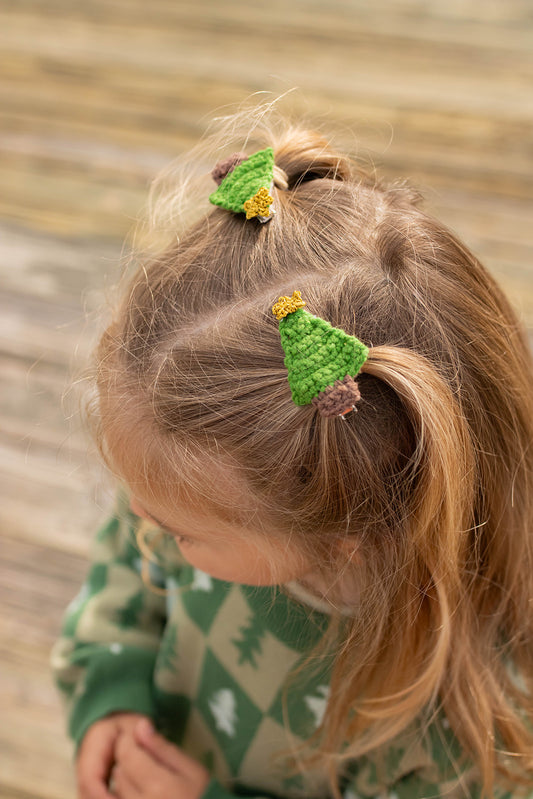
93;111;533;792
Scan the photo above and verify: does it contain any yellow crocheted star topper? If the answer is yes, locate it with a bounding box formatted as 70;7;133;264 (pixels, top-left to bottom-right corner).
243;187;274;220
272;290;306;321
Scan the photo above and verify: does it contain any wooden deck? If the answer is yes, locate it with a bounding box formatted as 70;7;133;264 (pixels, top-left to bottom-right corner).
1;1;532;796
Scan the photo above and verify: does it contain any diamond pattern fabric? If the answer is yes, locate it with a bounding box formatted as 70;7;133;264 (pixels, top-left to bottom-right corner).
50;491;515;799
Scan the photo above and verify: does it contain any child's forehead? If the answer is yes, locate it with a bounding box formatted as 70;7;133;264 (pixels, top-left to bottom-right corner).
100;393;264;526
130;464;256;528
131;489;257;543
112;436;259;528
141;469;248;521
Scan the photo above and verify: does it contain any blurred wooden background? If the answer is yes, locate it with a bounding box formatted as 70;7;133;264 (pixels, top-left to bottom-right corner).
1;1;532;797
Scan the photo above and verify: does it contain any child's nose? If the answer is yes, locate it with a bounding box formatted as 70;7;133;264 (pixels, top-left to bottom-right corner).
130;497;149;520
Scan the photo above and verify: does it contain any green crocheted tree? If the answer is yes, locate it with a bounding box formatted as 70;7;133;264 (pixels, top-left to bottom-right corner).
209;147;275;219
272;291;369;416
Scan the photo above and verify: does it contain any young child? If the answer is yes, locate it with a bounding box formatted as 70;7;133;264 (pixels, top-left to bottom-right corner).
51;110;533;799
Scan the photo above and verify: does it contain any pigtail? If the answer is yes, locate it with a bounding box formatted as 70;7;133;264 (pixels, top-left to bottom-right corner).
312;346;476;768
360;345;476;578
331;344;533;795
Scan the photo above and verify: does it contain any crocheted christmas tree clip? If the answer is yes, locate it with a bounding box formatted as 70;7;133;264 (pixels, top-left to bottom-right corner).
209;147;275;223
272;291;369;418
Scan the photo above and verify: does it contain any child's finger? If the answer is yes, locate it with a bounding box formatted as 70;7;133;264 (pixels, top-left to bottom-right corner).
112;766;142;799
77;773;115;799
77;726;117;799
133;719;197;775
115;734;169;792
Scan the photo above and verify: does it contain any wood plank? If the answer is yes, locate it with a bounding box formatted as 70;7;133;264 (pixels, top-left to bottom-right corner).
0;537;89;798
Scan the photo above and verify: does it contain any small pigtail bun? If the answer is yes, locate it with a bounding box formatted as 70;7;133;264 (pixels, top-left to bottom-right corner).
273;129;352;189
272;164;289;191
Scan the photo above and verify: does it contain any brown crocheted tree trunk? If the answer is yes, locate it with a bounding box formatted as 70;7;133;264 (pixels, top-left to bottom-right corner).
211;152;248;185
311;375;362;417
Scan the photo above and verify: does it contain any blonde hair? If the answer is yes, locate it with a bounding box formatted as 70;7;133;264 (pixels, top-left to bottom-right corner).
94;107;533;797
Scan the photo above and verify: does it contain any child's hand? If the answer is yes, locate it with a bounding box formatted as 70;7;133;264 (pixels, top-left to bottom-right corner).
77;712;151;799
112;719;210;799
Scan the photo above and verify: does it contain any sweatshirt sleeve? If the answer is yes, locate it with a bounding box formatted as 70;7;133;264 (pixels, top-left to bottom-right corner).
50;490;169;749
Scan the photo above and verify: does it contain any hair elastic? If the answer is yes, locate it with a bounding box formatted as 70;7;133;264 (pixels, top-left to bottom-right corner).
272;291;369;418
209;147;275;222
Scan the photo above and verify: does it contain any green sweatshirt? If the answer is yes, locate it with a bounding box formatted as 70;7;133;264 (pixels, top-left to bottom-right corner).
51;492;517;799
